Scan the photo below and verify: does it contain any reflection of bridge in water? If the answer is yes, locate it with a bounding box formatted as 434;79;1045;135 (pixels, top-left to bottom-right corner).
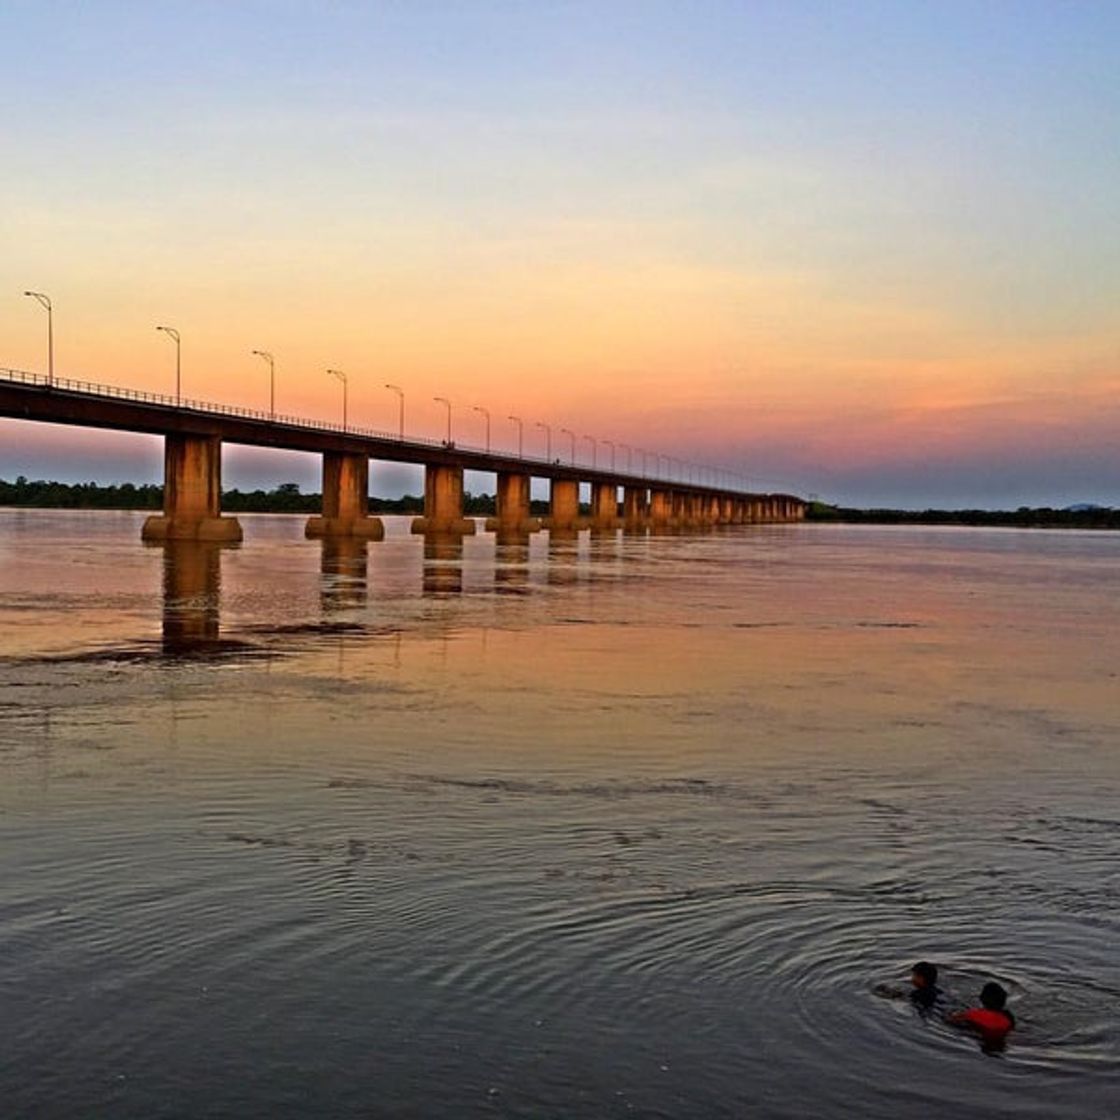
155;522;767;653
2;368;805;544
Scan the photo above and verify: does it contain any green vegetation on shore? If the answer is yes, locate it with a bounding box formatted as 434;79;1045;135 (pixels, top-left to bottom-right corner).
805;501;1119;529
0;477;535;516
3;478;1114;528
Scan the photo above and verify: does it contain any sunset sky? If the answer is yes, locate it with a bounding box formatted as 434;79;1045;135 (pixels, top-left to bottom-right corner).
2;1;1117;507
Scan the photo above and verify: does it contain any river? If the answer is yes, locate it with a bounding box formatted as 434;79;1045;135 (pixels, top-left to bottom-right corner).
1;510;1117;1118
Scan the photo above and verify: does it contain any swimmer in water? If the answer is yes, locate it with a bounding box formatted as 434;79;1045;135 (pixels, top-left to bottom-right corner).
950;981;1015;1048
873;960;941;1012
909;960;940;1011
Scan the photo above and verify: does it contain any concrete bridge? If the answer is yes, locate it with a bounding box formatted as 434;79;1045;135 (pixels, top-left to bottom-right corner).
0;367;806;542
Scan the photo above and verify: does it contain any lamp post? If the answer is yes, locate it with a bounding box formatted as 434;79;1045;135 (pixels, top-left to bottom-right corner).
535;421;551;461
434;396;451;445
327;368;348;431
636;447;647;477
602;439;616;471
385;383;404;439
251;349;275;419
581;434;596;468
508;415;524;457
23;291;53;387
618;443;632;472
156;325;181;405
472;405;491;452
560;427;576;465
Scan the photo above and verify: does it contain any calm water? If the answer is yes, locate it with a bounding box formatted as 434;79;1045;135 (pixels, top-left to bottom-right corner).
1;510;1117;1118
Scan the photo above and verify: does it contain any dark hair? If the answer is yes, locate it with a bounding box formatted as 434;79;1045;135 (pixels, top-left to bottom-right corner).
912;961;938;986
980;982;1008;1010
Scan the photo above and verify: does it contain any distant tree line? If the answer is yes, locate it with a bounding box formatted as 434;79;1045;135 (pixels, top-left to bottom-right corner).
0;477;558;516
806;502;1120;530
0;476;163;509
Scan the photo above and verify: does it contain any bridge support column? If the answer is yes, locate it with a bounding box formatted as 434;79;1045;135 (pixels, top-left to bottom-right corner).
590;482;619;529
650;488;673;527
623;486;648;528
485;471;540;533
142;434;242;542
411;465;476;534
306;452;384;539
546;479;582;531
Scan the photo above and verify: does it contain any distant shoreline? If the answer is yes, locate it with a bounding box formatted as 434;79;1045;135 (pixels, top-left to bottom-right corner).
1;479;1115;529
805;503;1119;530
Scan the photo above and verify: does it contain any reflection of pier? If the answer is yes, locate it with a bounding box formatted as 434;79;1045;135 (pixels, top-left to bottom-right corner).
319;538;369;611
147;517;796;651
422;533;464;596
159;540;224;653
547;529;580;586
494;530;531;595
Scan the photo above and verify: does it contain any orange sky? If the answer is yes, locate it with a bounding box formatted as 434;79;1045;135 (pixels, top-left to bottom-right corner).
2;3;1117;506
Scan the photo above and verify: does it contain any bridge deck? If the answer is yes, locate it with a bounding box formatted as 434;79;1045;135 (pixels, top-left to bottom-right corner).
1;368;794;500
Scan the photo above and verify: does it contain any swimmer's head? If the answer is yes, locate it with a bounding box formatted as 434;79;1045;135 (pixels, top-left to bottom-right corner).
980;982;1008;1010
911;961;938;989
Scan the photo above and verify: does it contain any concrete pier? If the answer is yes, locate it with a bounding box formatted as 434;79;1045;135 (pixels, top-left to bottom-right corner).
623;486;649;528
485;471;540;534
546;478;582;531
141;434;242;542
305;452;384;539
411;465;477;535
650;488;673;527
590;482;620;529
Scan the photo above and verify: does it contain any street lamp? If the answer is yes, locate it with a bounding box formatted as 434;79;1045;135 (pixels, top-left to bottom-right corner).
434;396;452;445
618;443;632;472
23;291;53;387
385;383;404;439
508;415;524;457
156;325;181;405
581;434;596;468
602;439;616;471
560;427;576;465
327;368;348;431
535;421;551;461
472;405;491;452
251;349;275;419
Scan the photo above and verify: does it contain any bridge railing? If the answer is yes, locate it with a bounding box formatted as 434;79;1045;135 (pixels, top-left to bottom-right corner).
0;365;778;495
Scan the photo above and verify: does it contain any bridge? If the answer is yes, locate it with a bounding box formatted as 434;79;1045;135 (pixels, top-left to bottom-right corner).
0;367;805;542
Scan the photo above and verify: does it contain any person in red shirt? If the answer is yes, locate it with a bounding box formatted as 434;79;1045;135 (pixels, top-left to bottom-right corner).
951;982;1015;1049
